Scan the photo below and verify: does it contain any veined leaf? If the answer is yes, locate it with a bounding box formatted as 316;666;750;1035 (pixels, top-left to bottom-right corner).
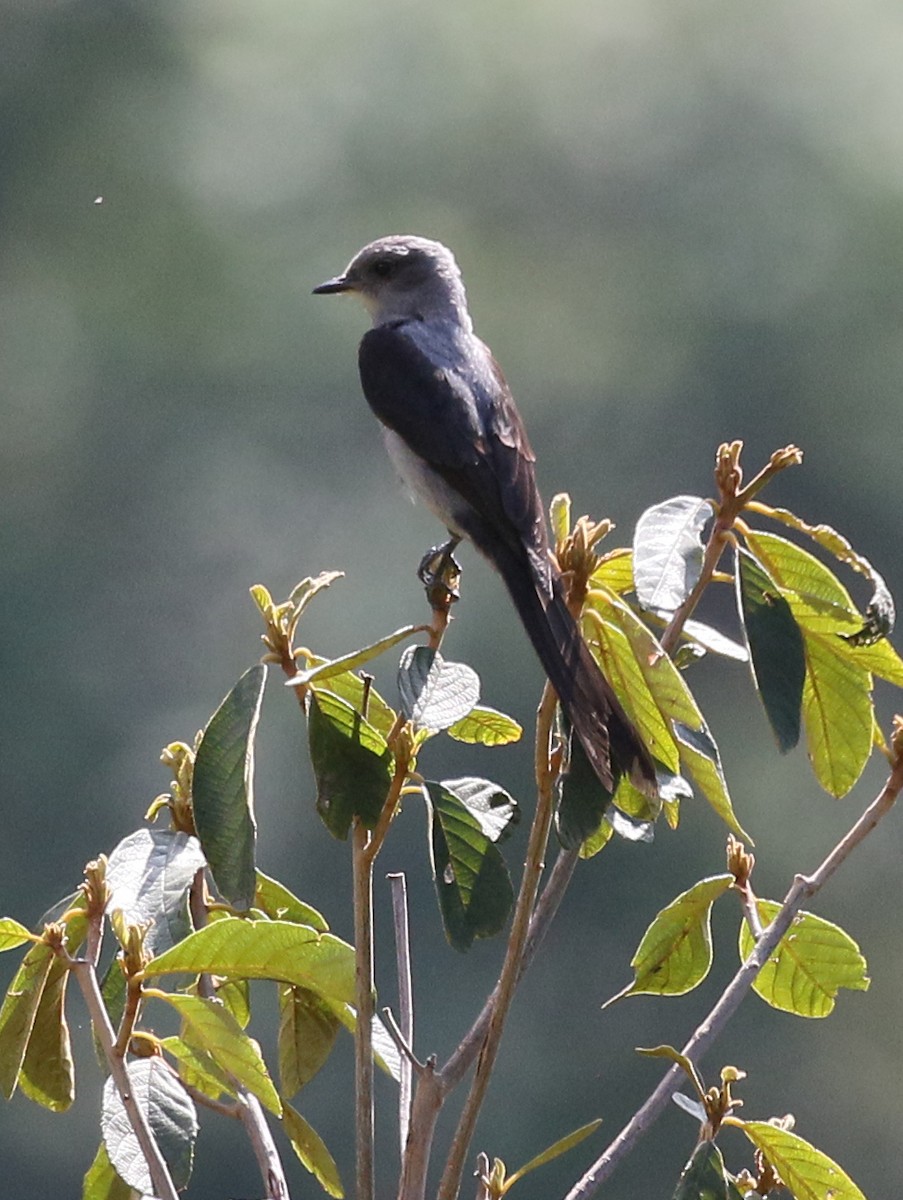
282;1101;344;1197
589;548;635;595
438;777;519;843
736;547;806;752
739;1121;866;1200
152;990;281;1115
549;492;572;547
0;944;57;1098
278;985;340;1096
160;1035;237;1104
193;664;267;910
255;870;328;931
446;705;522;746
308;690;394;838
424;781;514;952
106;828;206;955
299;660;397;735
82;1141;133;1200
101;1058;197;1193
673;723;748;843
740;900;869;1017
398;646;480;731
0;919;32;952
144;918;356;1007
605;875;734;1004
633;495;714;613
17;956;74;1111
290;625;421;686
802;635;873;797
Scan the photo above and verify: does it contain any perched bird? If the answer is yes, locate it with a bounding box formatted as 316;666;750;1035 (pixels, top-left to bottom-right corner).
314;235;656;796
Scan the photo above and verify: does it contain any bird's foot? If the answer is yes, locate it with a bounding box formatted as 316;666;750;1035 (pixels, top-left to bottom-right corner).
417;537;462;607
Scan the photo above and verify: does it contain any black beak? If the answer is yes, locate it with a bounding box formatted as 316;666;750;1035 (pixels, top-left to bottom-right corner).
312;274;352;295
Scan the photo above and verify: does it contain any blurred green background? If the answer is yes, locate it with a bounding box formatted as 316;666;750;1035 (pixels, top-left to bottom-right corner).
3;1;903;1196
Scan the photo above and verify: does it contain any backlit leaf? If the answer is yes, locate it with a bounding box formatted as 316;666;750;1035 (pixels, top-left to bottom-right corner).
446;705;523;746
290;626;421;686
739;1121;866;1200
282;1101;344;1197
254;871;328;932
308;690;394;838
802;635;873;797
82;1141;133;1200
278;985;340;1096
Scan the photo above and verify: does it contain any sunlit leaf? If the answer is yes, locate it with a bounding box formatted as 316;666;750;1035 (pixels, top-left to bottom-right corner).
590;548;635;595
17;955;74;1111
739;1121;866;1200
423;781;514;952
0;919;33;952
739;900;869;1018
193;664;267;910
290;626;421;686
82;1141;133;1200
605;875;734;1004
398;646;480;731
0;943;55;1099
152;990;281;1115
278;985;340;1096
633;495;714;613
503;1119;603;1191
106;828;206;954
145;918;355;1008
255;871;328;932
438;777;519;843
102;1058;197;1193
308;690;394;838
736;547;806;752
298;660;397;735
282;1101;344;1197
549;492;572;547
160;1035;237;1104
328;1004;402;1082
446;705;523;746
672;723;749;843
801;634;874;797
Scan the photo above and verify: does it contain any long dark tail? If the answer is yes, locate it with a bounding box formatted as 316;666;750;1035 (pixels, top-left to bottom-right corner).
493;547;657;796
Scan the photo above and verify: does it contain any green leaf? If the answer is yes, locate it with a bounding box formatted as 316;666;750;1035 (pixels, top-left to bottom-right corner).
633;495;714;613
215;976;251;1027
153;990;282;1115
736;547;806;752
424;781;515;952
278;985;340;1096
590;548;635;595
160;1035;237;1104
578;817;614;859
739;900;869;1017
290;625;421;686
308;690;394;838
673;721;749;844
606;875;734;1003
446;705;523;746
328;1003;402;1082
193;663;267;910
82;1141;133;1200
255;870;329;931
549;492;572;546
739;1120;867;1200
503;1119;603;1192
398;646;480;731
106;828;206;954
300;663;397;735
101;1057;197;1193
671;1140;741;1200
801;634;873;798
839;635;903;688
18;956;74;1111
144;917;356;1007
557;729;612;850
0;919;33;952
439;777;519;843
0;942;55;1098
282;1101;344;1197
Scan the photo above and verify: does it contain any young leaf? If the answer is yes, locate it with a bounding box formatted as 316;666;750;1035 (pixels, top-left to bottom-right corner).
160;1035;237;1104
590;548;635;596
17;957;74;1111
438;777;519;843
633;495;714;613
144;918;356;1007
300;662;397;735
739;900;869;1017
192;663;267;910
605;875;734;1004
801;635;873;798
549;492;572;547
423;781;515;952
0;942;56;1099
671;1140;742;1200
82;1141;133;1200
106;828;206;955
0;919;33;952
736;547;806;752
739;1121;867;1200
398;646;480;731
152;990;281;1116
254;870;328;931
290;625;421;687
282;1101;344;1197
308;690;394;838
278;984;340;1096
446;705;523;746
101;1057;197;1193
502;1119;603;1192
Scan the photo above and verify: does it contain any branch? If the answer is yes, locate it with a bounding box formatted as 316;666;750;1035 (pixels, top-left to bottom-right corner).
352;820;376;1200
388;872;415;1154
563;735;903;1200
436;683;561;1200
238;1089;290;1200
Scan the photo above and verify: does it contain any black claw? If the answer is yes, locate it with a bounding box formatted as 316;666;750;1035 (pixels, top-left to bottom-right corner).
417;537;462;603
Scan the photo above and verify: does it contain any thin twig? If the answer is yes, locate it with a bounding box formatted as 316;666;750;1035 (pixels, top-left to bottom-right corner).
68;956;179;1200
353;819;376;1200
436;683;560;1200
564;741;903;1200
238;1089;290;1200
388;872;415;1153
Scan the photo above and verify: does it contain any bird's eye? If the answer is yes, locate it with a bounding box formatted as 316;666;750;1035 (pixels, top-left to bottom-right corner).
370;258;395;278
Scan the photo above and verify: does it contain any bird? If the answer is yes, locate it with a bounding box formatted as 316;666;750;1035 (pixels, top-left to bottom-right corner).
313;235;656;797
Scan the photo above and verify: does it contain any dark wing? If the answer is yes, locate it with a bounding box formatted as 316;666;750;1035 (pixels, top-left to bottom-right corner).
358;325;548;565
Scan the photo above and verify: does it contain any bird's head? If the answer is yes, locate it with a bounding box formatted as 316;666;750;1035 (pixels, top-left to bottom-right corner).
313;235;471;328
